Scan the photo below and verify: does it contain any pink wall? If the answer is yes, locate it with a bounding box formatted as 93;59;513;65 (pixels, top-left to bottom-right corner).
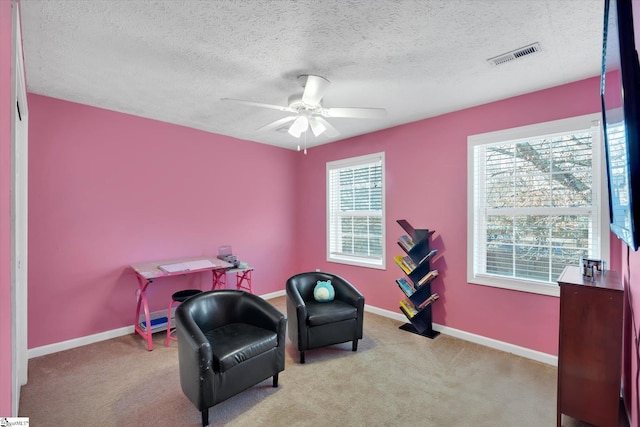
27;95;299;348
30;76;608;356
0;0;14;416
295;75;613;356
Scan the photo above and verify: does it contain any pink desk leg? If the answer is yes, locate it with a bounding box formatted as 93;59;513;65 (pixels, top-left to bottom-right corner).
212;268;227;290
236;270;253;293
134;275;154;351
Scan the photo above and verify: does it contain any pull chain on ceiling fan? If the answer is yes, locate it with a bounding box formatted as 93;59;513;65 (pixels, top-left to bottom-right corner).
221;75;387;139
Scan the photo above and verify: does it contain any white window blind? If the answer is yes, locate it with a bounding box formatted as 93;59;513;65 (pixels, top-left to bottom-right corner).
468;114;608;296
327;152;385;269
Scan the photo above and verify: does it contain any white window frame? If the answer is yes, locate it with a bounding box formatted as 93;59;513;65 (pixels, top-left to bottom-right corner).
467;113;609;297
326;152;386;269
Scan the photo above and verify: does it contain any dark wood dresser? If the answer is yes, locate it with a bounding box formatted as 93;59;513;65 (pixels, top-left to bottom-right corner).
556;266;623;427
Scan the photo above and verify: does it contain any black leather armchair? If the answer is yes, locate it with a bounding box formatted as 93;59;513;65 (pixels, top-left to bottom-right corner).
286;272;365;363
175;290;286;426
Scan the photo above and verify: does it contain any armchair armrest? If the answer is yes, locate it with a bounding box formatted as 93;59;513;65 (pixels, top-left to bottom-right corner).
176;304;215;410
238;293;287;370
286;279;309;350
239;293;286;333
286;278;308;309
331;276;365;309
330;276;365;340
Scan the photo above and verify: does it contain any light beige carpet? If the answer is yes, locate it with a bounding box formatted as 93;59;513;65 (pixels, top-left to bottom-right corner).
18;296;625;426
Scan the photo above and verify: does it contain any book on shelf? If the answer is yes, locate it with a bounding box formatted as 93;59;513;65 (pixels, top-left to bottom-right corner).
399;298;418;318
417;293;440;310
417;269;439;287
402;256;416;271
398;235;415;251
418;249;438;265
394;255;414;274
396;277;415;297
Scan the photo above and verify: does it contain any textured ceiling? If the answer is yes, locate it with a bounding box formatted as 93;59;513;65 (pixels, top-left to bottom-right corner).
19;0;605;150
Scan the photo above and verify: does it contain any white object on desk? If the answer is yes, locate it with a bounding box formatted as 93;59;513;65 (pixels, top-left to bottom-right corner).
158;263;189;273
183;259;217;270
159;259;217;273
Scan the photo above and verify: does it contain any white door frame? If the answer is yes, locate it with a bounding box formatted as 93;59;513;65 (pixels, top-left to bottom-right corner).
11;0;29;416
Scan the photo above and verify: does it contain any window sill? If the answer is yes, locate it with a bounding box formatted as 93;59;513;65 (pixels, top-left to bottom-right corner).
328;255;385;270
469;274;560;297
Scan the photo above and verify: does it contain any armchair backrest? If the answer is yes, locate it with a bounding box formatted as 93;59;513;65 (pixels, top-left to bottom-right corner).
177;290;283;333
179;290;242;333
287;272;338;301
286;271;364;306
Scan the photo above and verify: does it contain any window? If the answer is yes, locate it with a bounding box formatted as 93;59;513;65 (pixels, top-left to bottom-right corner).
327;152;385;269
468;113;609;296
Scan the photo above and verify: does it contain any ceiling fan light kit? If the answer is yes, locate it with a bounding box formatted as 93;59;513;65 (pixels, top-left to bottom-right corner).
221;74;387;145
309;116;326;137
288;115;309;138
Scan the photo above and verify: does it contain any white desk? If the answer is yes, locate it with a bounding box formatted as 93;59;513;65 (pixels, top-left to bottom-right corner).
131;256;233;351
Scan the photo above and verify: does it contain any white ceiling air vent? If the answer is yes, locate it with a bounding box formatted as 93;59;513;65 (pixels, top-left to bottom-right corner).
487;42;540;66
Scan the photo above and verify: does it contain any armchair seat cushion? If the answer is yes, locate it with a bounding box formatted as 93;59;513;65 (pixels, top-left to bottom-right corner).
306;300;358;327
205;323;278;372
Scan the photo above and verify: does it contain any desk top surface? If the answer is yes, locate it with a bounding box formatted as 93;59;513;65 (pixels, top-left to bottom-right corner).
131;256;234;280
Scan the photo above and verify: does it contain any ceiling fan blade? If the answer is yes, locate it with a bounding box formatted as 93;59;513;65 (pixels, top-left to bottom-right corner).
322;107;387;119
256;116;297;132
313;116;340;138
301;75;330;106
221;98;295;113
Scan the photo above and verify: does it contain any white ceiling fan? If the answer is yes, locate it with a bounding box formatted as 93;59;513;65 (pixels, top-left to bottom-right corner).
221;75;387;139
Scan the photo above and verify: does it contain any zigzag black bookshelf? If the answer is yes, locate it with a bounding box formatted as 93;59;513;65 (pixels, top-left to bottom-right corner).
394;219;440;339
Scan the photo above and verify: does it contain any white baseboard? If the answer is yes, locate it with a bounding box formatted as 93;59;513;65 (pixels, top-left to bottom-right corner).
364;304;557;366
365;304;406;322
28;297;556;366
28;290;287;359
433;324;557;366
28;325;135;359
261;289;286;299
